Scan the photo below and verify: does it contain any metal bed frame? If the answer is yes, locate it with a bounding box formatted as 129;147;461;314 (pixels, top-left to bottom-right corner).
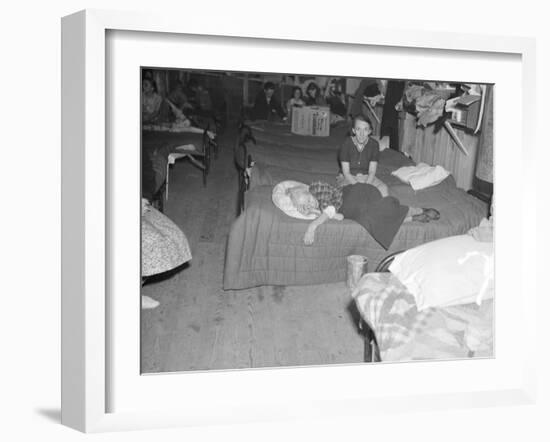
149;123;216;211
234;121;255;215
359;250;405;363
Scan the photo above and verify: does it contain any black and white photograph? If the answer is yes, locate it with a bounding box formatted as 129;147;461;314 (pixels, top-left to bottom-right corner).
5;0;548;437
140;68;494;373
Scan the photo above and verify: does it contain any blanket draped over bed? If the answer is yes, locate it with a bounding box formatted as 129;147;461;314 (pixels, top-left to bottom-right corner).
353;272;493;361
341;183;409;250
224;128;487;290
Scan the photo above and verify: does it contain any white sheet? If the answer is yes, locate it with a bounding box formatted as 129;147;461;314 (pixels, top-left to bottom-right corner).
391;162;450;190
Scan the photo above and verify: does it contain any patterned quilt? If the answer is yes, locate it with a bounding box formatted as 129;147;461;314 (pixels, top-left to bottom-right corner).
142;200;192;277
352;272;494;361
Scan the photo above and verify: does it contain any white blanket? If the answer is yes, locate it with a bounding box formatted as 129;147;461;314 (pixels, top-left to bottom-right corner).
392;162;450;190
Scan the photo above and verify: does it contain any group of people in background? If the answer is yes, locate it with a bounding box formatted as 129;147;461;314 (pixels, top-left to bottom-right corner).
141;70;216;129
251;78;349;123
250;77;407;151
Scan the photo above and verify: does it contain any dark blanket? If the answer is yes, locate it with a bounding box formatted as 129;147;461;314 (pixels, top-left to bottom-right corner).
341;183;409;249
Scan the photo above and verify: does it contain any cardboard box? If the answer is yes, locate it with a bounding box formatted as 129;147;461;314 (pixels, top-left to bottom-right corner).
291;106;330;137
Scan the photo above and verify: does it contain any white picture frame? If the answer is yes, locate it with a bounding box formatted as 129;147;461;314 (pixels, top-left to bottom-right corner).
61;9;537;433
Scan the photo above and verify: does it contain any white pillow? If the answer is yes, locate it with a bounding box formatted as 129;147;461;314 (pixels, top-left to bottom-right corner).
388;235;494;311
272;181;317;220
392;162;450;190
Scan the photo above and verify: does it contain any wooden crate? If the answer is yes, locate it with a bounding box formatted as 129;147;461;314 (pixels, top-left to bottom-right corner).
291;106;330;137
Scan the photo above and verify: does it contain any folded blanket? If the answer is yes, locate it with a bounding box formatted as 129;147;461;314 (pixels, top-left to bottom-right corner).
392;163;450;190
340;183;409;249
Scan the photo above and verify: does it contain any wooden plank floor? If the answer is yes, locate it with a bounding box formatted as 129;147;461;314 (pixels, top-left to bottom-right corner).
141;127;364;373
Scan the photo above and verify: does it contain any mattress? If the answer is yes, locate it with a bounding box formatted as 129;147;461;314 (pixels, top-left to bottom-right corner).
247;120;351;149
248;148;415;189
239;120;350;174
352;272;494;361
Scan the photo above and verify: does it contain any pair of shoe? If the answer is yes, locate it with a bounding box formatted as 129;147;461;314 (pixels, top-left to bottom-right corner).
412;208;441;223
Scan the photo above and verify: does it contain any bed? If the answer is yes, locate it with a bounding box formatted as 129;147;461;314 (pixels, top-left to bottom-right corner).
245;119;351;149
141;125;214;207
236;120;348;174
224;145;487;289
352;257;493;363
234;120;350;213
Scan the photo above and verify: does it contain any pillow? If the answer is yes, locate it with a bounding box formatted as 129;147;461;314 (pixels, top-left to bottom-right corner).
392;162;450;190
272;180;317;220
388;235;494;311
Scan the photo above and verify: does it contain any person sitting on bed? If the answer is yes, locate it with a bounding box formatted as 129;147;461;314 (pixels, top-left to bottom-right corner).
168;80;194;112
302;82;326;106
286;181;439;247
325;79;347;118
142;78;163;123
338;115;389;197
252;82;287;121
286;86;305;118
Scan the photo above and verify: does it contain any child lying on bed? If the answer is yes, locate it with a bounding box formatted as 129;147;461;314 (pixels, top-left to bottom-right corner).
286;181;440;248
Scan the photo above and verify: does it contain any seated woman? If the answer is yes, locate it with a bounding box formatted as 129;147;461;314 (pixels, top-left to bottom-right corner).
286;86;305;118
142;78;163;123
339;115;388;197
164;96;216;140
302;82;326;106
286;181;439;249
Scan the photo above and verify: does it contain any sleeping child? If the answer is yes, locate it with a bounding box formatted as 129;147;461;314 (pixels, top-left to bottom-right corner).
285;181;440;249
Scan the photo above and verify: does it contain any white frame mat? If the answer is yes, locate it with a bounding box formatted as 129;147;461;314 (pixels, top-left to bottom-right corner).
61;9;537;433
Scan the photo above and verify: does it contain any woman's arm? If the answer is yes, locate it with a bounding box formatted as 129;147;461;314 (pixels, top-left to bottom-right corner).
367;161;378;183
341;162;358;185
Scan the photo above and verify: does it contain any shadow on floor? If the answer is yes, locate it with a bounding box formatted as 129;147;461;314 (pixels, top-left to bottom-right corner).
142;262;191;286
34;407;61;423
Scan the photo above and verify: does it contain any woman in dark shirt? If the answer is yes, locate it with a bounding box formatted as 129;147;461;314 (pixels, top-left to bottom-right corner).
339;115;389;197
252;82;287;121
